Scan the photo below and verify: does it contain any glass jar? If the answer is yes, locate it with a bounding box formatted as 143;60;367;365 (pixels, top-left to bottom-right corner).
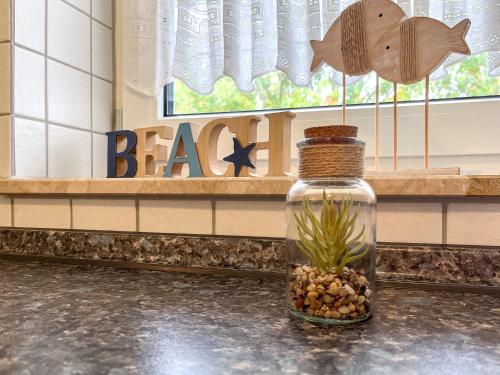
286;126;376;325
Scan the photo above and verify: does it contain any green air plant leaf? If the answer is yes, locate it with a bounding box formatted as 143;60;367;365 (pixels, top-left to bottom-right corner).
294;191;369;274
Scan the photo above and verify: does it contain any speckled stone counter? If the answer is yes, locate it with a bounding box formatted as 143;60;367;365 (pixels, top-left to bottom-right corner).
1;260;498;375
1;229;499;286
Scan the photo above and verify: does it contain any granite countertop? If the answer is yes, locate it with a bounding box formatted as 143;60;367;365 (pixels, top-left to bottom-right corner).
0;260;499;375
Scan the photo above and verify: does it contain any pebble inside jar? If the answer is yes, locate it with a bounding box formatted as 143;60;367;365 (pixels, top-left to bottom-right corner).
286;126;376;324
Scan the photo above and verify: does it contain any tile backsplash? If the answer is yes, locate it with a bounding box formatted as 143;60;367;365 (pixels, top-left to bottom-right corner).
5;0;113;178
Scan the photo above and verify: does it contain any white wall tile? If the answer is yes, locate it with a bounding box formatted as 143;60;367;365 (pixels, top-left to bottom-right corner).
48;0;90;71
92;20;112;81
14;118;46;177
447;203;500;246
92;133;107;177
92;77;112;133
48;125;91;177
92;0;112;27
14;47;45;119
15;0;45;53
48;60;91;128
64;0;90;14
377;202;443;244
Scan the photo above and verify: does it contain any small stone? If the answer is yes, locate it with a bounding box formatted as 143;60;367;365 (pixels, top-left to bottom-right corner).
350;312;359;319
331;311;341;319
295;298;305;309
307;291;319;299
338;287;348;297
306;284;317;292
310;298;322;310
326;274;335;283
364;289;372;298
358;304;366;314
352;294;359;302
308;272;316;281
295;288;304;296
344;284;355;295
306;307;315;315
327;284;338;295
304;297;311;306
325;310;332;318
321;304;329;311
337;305;350;315
358;276;369;286
316;284;326;294
334;297;345;308
322;295;334;304
314;310;325;317
358;295;366;304
348;303;356;312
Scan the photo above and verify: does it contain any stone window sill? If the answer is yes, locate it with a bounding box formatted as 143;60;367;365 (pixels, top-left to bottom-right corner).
0;175;498;197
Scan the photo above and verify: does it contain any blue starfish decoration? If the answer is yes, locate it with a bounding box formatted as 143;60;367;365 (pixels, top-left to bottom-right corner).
223;138;256;177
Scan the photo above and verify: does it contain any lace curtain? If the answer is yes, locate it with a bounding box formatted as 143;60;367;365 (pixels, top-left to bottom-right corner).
124;0;500;96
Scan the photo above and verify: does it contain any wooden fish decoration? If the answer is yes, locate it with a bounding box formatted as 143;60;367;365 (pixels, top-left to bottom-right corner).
310;0;406;76
371;18;471;84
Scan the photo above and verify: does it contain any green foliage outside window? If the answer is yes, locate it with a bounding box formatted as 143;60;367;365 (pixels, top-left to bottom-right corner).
171;54;499;116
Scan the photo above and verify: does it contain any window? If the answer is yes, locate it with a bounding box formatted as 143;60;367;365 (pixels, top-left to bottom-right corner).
164;54;500;117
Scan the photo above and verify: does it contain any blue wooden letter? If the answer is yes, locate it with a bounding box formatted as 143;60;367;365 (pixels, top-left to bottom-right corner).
106;130;138;178
163;123;203;177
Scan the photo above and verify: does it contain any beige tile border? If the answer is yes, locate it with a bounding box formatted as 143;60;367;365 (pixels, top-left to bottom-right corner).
13;197;71;229
5;195;500;247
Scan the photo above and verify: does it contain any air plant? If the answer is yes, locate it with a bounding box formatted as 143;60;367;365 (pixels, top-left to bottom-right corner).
294;191;369;274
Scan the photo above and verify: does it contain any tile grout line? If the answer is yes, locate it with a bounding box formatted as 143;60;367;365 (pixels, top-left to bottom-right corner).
70;198;73;229
44;0;48;178
10;0;15;177
13;43;113;84
60;0;113;30
442;202;448;245
211;201;216;235
10;196;14;227
13;114;108;135
90;0;94;178
135;199;140;232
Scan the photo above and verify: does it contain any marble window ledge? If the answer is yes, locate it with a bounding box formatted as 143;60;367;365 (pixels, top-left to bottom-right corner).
0;175;499;197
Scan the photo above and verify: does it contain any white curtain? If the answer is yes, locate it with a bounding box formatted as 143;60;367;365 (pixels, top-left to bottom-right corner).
124;0;500;96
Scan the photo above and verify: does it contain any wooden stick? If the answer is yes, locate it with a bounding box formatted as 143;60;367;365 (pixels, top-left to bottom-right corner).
342;73;346;125
424;75;430;169
375;75;380;170
393;82;398;170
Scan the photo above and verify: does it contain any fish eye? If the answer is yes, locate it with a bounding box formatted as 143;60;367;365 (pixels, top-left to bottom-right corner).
385;45;390;50
379;13;383;17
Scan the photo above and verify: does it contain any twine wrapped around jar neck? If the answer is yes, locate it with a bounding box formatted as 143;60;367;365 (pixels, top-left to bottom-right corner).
298;126;365;179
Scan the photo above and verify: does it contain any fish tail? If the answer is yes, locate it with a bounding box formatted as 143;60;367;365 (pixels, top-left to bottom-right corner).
310;40;324;71
449;19;471;55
